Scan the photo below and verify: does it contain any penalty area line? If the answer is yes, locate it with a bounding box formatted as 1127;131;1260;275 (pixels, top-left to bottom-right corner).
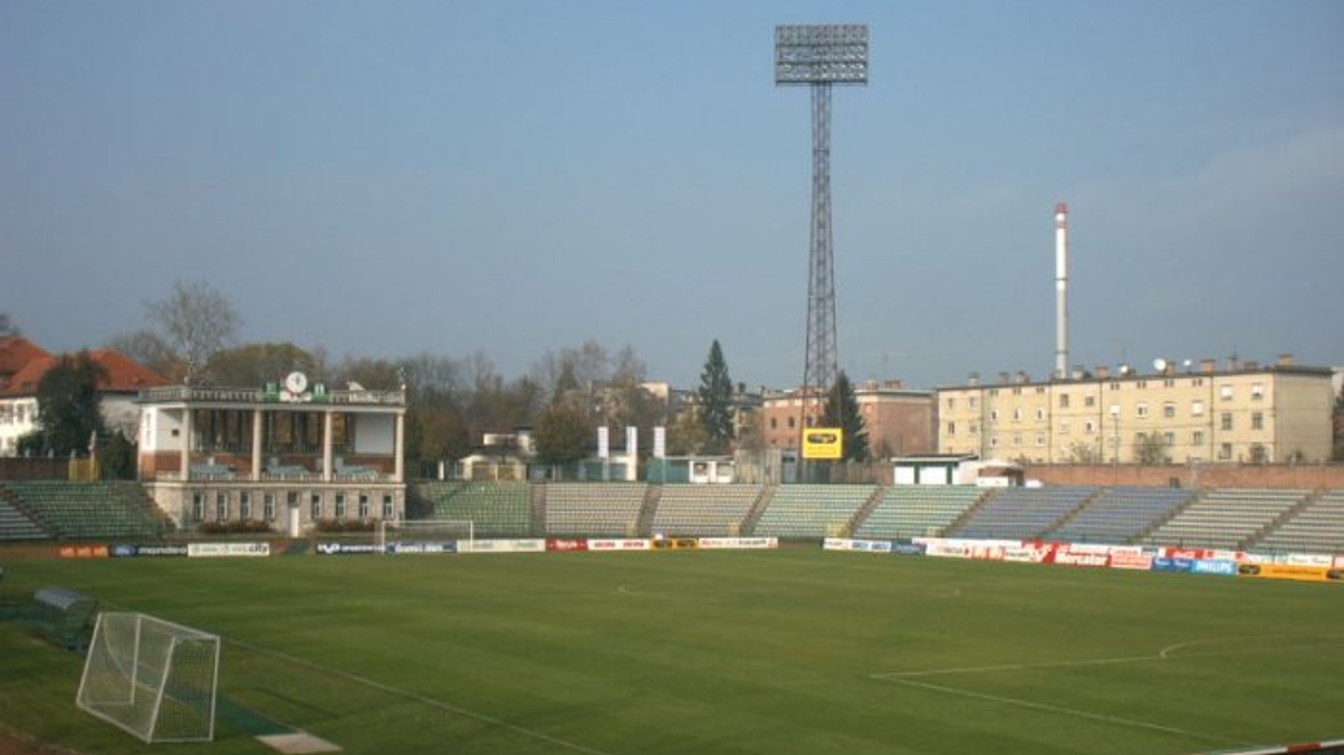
227;637;616;755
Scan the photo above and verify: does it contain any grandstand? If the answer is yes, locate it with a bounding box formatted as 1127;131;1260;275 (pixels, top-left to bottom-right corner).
751;485;875;539
1044;486;1195;545
1251;489;1344;556
852;486;983;540
0;481;166;540
949;487;1094;541
1144;488;1308;550
649;484;762;537
417;481;533;537
544;483;647;537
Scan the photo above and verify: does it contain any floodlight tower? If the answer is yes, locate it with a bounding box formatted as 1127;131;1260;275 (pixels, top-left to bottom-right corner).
775;24;868;448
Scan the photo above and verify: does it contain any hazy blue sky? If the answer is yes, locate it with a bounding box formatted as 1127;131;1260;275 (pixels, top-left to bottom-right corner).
3;1;1341;390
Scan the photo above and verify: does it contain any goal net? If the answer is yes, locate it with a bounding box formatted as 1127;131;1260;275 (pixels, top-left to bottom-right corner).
76;612;219;743
376;519;474;554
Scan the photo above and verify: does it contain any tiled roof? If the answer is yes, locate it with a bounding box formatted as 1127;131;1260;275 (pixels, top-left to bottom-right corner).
0;349;168;398
0;336;51;380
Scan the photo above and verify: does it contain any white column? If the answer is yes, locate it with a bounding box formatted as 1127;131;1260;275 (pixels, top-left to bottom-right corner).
322;411;334;483
251;408;263;482
394;412;405;482
180;407;192;481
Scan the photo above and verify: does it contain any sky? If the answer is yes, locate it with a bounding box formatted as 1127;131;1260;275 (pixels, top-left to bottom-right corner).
3;1;1342;392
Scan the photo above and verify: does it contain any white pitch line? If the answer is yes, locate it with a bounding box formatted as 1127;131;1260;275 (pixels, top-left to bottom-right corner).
883;676;1253;748
227;637;616;755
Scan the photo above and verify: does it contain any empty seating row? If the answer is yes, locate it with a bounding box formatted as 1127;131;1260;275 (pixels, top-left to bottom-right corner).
1145;489;1308;550
545;483;647;536
0;496;49;540
752;485;875;539
853;486;983;540
650;485;762;536
421;482;532;537
950;487;1094;541
1046;487;1194;544
1253;489;1344;555
0;482;165;539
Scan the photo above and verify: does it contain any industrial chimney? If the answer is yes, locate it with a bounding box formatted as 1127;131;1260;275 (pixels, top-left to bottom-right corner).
1054;202;1069;380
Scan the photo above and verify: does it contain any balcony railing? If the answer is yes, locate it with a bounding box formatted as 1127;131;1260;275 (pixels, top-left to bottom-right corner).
138;385;405;407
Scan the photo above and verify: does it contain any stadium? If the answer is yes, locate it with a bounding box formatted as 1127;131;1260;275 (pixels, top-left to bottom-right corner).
2;479;1344;755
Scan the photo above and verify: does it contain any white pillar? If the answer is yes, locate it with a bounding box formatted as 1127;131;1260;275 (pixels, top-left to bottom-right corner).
394;412;405;482
180;407;192;481
322;411;334;482
251;408;263;482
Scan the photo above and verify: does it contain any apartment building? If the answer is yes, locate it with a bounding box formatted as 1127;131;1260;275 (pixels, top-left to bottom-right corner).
938;355;1334;465
761;380;935;459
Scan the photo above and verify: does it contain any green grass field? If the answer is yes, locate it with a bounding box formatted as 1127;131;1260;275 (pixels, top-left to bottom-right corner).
2;548;1342;755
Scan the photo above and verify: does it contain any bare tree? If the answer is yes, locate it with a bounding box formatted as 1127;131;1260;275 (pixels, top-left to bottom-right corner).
0;313;17;336
110;280;241;383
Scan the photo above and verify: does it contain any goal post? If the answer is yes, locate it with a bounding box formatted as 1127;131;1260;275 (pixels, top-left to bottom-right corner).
376;519;474;554
76;612;220;743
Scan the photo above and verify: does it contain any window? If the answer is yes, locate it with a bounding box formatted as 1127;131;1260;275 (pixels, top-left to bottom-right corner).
310;493;323;520
264;493;276;521
969;422;979;434
1136;403;1149;418
1084;421;1095;434
1164;432;1175;446
359;494;370;519
382;494;395;520
1251;383;1265;400
1220;385;1233;401
1084;395;1096;408
287;491;299;506
969;397;978;409
990;409;1000;422
240;492;252;521
1012;408;1022;422
1191;378;1204;387
1012;435;1022;447
1221;413;1233;431
1060;421;1070;435
769;417;777;430
1035;408;1046;421
1163;403;1176;419
1136;380;1148;389
1036;435;1045;447
215;492;229;522
1218;443;1233;460
989;436;999;448
946;421;956;436
1058;393;1071;408
787;417;795;429
334;493;346;519
946;397;956;409
1251;412;1264;430
1192;400;1205;417
1192;430;1204;446
192;493;206;522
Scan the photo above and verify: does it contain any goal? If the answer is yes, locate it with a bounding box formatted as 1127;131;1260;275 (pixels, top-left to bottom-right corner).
376;518;474;554
76;612;220;743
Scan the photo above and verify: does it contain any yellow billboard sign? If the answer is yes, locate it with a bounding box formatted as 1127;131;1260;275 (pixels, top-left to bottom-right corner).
802;428;844;460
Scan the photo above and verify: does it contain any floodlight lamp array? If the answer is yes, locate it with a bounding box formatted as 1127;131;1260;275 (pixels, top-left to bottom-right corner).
775;24;869;85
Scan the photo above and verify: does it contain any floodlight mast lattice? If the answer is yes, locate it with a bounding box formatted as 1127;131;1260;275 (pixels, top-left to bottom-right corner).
775;24;868;469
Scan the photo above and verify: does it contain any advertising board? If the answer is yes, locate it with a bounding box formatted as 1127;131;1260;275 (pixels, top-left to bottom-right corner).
187;542;270;558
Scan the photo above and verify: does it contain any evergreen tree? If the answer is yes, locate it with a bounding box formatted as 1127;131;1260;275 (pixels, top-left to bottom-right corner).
21;352;108;457
696;340;735;454
822;371;869;462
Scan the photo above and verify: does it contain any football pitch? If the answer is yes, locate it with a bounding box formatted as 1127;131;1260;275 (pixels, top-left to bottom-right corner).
2;548;1342;755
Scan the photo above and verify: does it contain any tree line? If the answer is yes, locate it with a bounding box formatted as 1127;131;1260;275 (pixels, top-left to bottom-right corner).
5;281;889;474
